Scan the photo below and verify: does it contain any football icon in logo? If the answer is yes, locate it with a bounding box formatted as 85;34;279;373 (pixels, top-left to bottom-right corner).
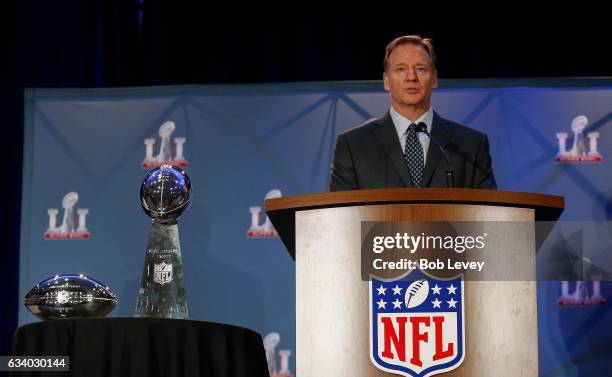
405;279;429;309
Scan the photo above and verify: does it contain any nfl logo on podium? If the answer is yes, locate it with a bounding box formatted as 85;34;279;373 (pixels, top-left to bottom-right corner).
370;269;465;377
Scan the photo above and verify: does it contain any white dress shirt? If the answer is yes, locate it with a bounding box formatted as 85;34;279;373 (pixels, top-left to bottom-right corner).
390;106;434;164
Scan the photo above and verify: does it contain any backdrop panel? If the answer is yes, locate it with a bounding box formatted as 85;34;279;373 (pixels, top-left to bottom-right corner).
21;81;612;376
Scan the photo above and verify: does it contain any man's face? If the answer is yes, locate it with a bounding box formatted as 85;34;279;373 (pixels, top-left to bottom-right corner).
383;43;438;112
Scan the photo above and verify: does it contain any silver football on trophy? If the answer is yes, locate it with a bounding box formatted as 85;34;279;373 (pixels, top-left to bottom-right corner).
140;165;192;223
24;274;117;320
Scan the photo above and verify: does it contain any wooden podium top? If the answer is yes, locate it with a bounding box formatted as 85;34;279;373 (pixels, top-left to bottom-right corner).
265;189;564;259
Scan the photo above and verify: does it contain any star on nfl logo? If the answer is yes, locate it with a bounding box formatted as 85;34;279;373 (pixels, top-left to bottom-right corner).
370;269;465;377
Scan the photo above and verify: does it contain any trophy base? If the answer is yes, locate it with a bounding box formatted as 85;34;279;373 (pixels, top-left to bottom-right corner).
134;221;188;319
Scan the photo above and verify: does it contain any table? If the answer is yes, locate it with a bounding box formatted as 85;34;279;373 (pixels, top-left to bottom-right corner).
11;318;269;377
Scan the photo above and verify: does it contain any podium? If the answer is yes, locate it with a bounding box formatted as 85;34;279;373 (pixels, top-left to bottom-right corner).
266;188;564;377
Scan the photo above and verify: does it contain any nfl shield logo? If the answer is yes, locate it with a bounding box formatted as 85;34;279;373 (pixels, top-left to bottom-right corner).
153;262;173;285
370;269;465;377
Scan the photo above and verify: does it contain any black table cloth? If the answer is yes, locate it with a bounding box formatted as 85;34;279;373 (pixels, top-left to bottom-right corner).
11;318;269;377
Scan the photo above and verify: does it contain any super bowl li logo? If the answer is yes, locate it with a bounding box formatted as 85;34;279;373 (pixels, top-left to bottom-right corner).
247;189;281;238
263;332;293;377
555;115;603;163
558;257;606;306
44;192;90;240
370;269;465;377
142;121;188;169
558;280;606;306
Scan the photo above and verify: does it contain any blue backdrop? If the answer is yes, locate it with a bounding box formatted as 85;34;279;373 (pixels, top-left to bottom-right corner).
20;80;612;376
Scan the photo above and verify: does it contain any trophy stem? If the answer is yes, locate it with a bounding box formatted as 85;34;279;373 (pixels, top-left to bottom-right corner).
134;220;188;319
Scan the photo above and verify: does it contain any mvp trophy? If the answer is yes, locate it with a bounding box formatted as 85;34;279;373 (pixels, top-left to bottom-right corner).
134;165;192;319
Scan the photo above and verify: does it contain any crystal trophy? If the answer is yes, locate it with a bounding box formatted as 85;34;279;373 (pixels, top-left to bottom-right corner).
134;165;192;319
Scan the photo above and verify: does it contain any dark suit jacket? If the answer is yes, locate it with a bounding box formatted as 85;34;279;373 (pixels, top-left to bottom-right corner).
329;111;497;190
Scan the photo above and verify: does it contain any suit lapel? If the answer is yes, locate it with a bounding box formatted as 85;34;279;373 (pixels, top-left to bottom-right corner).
372;111;413;187
421;112;454;187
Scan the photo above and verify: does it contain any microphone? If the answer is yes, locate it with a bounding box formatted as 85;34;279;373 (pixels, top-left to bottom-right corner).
414;122;454;188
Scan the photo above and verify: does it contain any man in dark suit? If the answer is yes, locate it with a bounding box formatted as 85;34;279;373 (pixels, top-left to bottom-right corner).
329;35;496;190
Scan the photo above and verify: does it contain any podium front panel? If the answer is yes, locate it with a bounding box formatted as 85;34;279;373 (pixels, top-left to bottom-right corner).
295;204;536;377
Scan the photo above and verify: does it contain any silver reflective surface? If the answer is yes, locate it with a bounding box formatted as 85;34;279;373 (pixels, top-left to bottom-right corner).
140;165;192;223
24;274;117;320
